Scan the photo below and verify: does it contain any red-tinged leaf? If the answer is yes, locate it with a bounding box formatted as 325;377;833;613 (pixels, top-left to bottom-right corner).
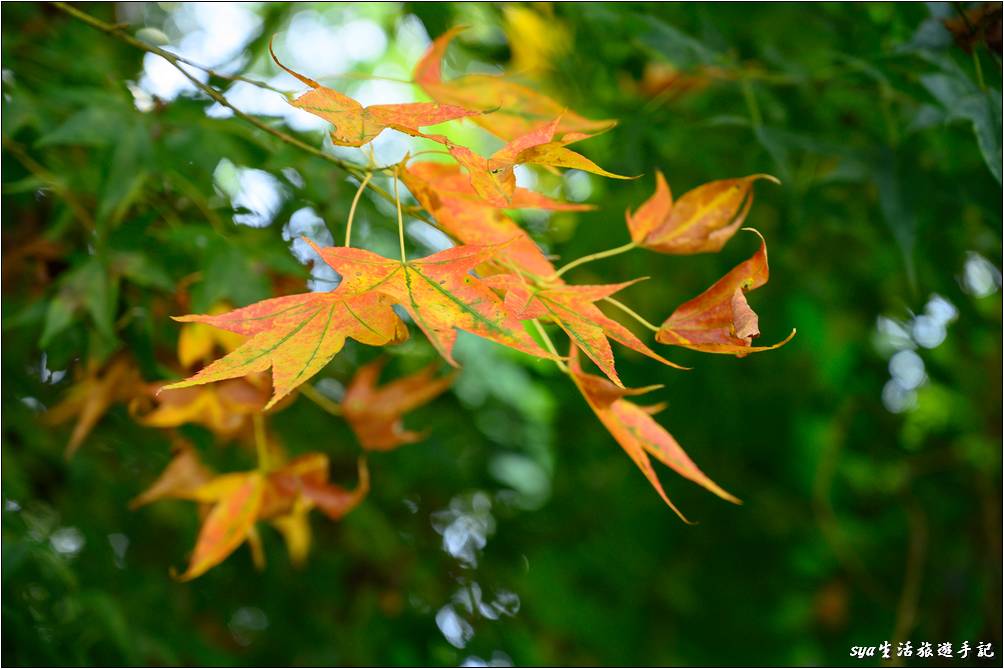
656;229;796;355
308;241;557;366
299;457;369;521
423;119;630;205
400;161;589;277
627;173;779;254
270;40;478;147
176;472;265;581
266;455;370;521
569;347;739;521
414;26;615;142
489;275;686;385
342;358;455;450
129;444;214;509
132;377;270;437
163;291;409;410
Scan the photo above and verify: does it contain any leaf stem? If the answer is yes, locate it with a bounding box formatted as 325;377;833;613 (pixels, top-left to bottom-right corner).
602;297;660;332
299;384;342;415
531;319;569;374
344;172;373;247
253;414;270;472
394;165;407;263
552;241;637;279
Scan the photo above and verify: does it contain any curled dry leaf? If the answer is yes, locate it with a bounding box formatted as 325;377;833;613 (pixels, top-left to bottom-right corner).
270;40;480;147
342;358;455;451
627;171;779;254
569;346;739;522
414;26;615;142
655;229;796;356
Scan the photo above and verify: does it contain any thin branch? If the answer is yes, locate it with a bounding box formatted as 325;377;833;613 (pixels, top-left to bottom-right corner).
51;2;441;229
2;138;94;230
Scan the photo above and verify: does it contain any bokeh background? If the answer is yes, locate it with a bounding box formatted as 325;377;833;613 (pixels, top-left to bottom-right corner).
2;2;1001;666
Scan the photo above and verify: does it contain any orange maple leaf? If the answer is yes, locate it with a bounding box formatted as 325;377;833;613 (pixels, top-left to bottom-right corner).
270;39;479;147
627;171;779;254
414;26;615;142
342;358;455;451
134;448;369;580
400;160;590;277
569;346;739;522
488;274;686;385
307;241;558;366
655;229;796;355
421;117;630;206
163;291;409;409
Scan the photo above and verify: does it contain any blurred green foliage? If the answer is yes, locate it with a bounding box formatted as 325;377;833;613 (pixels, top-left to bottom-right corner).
2;2;1001;666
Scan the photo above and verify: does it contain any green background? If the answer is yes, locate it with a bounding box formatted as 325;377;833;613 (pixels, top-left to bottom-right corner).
2;2;1001;666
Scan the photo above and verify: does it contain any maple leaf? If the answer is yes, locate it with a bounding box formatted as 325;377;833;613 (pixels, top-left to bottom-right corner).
44;355;144;457
132;376;271;437
129;443;214;510
307;241;557;367
627;171;779;254
342;358;455;450
422;117;630;206
414;26;615;142
270;40;479;147
488;274;685;385
400;160;591;277
569;346;739;522
176;303;245;368
175;471;266;581
163;291;409;410
142;450;368;580
655;229;796;355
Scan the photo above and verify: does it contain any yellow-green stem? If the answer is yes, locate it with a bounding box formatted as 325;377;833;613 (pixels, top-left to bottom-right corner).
602;297;660;332
300;384;342;415
394;165;407;263
344;172;373;247
253;414;270;472
553;241;637;279
531;319;569;374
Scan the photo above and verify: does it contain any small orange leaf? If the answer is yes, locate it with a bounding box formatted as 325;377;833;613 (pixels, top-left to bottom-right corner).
423;118;630;206
569;347;739;522
130;444;214;510
176;472;265;581
655;229;796;356
342;358;455;450
270;39;479;147
400;161;588;277
628;173;779;254
414;26;615;142
489;275;685;385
